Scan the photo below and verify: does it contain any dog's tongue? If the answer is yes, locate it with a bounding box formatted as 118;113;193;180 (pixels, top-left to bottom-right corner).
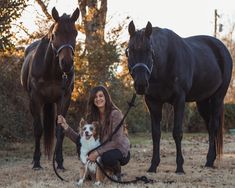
85;135;91;140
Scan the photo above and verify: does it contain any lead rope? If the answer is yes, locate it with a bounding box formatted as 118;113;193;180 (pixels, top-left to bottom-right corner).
53;72;68;182
95;161;155;184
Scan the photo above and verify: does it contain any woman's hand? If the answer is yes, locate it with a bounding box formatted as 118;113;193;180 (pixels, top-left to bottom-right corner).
87;151;99;162
57;115;69;130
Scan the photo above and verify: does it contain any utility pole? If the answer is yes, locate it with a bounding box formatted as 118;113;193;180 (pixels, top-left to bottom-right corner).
214;9;218;37
214;9;223;38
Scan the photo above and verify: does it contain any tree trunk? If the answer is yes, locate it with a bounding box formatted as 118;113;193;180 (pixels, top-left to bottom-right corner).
78;0;107;54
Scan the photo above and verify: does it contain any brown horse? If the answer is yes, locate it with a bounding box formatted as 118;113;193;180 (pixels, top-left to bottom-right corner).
126;21;233;173
20;7;79;169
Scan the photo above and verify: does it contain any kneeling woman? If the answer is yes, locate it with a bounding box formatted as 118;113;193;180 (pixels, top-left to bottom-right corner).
58;85;130;180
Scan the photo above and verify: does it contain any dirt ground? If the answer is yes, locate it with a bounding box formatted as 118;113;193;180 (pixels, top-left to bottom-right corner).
0;133;235;188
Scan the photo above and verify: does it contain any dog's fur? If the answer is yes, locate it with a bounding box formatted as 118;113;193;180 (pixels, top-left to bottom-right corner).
77;119;103;186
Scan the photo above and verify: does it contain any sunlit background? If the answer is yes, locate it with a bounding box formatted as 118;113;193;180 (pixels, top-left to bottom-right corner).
1;0;235;141
16;0;235;41
1;2;235;187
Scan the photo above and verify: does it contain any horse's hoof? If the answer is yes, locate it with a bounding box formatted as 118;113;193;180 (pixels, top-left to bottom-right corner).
175;168;185;174
57;165;65;171
147;166;156;173
205;164;215;169
32;165;43;170
205;162;214;168
176;171;185;175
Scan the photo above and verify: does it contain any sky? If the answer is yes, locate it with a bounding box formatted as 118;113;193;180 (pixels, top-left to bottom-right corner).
18;0;235;41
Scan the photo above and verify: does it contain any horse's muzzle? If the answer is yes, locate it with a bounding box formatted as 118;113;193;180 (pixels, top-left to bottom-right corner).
60;59;74;73
134;84;148;95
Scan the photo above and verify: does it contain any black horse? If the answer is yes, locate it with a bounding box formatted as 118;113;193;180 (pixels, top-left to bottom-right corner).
20;7;80;169
126;21;233;173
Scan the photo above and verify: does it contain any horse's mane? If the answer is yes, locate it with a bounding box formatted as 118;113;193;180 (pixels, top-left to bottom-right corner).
47;23;55;38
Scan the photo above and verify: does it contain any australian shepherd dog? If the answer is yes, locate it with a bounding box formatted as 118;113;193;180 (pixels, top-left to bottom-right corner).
77;118;103;186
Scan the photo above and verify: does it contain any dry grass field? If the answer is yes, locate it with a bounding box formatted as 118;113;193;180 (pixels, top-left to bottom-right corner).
0;133;235;188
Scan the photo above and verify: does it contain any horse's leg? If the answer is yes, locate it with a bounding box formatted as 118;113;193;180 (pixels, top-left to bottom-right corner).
55;95;71;169
30;99;43;169
145;97;163;173
196;100;210;131
205;98;224;167
173;95;185;174
55;111;65;169
55;125;65;169
196;100;216;167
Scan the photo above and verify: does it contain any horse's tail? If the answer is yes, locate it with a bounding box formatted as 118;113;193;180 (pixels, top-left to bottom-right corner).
214;40;232;160
43;103;55;159
216;103;224;159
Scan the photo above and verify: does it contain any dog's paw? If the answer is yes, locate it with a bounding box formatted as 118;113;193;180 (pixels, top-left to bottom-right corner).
94;181;101;186
76;179;84;186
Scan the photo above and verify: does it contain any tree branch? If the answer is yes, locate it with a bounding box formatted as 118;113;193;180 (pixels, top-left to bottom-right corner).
35;0;52;20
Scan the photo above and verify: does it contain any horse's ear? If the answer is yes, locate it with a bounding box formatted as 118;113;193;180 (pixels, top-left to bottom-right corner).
52;7;59;22
70;8;80;22
145;21;152;38
128;20;136;37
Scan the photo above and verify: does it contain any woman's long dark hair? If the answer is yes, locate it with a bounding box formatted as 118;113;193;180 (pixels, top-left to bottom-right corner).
85;85;120;127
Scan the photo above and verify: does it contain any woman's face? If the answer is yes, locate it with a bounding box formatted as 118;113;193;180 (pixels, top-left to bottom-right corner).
94;90;106;110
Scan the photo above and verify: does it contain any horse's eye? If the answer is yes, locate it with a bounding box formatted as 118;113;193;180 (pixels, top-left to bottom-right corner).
128;64;131;71
52;32;59;39
125;48;129;57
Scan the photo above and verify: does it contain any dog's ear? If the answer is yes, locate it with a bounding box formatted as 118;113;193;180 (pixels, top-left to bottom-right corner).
92;121;100;140
92;121;99;127
79;118;87;127
79;118;86;134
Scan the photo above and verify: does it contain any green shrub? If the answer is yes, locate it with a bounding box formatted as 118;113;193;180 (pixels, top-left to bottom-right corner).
224;103;235;130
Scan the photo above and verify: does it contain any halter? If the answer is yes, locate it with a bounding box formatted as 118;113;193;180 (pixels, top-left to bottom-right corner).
51;43;75;57
125;46;155;76
50;42;75;75
130;62;153;75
